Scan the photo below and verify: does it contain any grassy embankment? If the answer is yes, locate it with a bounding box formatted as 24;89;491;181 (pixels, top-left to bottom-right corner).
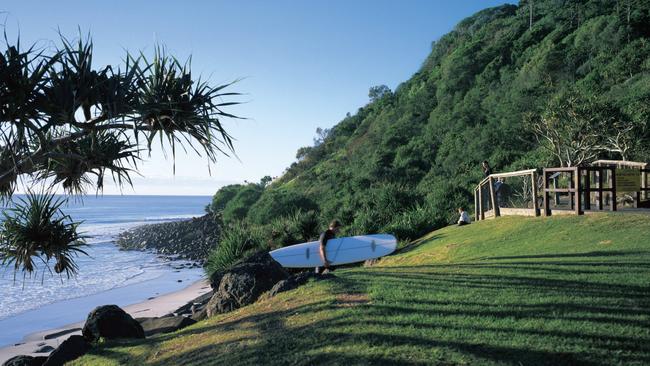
73;214;650;365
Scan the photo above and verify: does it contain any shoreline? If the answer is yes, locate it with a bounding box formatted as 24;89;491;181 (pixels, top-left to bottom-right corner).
0;278;211;364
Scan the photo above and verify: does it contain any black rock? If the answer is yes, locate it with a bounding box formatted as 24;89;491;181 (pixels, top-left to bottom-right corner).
205;251;289;317
269;271;333;297
42;335;90;366
269;279;298;297
136;316;196;336
191;307;208;322
82;305;145;342
115;214;220;261
208;271;224;290
2;355;47;366
171;291;213;317
33;345;54;353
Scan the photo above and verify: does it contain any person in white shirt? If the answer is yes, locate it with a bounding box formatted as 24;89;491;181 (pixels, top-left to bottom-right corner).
457;207;471;226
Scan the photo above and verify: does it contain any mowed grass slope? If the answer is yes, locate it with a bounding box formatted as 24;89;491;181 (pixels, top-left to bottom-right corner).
73;214;650;365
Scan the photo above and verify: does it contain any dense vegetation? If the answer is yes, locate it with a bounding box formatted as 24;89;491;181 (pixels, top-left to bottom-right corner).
73;214;650;365
206;0;650;271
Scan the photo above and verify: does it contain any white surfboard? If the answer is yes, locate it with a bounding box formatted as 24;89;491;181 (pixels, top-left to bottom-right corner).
269;234;397;268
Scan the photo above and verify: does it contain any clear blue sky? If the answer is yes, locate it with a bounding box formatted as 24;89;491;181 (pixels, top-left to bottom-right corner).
3;0;514;195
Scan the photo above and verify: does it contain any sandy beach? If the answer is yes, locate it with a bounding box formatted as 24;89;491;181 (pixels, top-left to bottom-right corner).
0;279;211;364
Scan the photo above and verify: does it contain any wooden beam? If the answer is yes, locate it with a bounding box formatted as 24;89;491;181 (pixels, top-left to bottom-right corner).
531;171;540;216
474;188;479;222
575;167;582;215
545;167;580;172
553;176;560;205
489;169;537;179
489;176;500;218
570;169;576;210
584;168;591;210
611;167;617;212
479;184;484;221
544;188;577;193
543;169;550;216
597;169;603;210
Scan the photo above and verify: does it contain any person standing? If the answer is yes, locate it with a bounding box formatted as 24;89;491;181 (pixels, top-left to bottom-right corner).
482;160;492;177
316;219;342;274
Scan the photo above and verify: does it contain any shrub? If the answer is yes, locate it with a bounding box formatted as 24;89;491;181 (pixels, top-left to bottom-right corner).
266;210;322;249
208;184;244;214
204;222;266;277
247;189;318;225
385;204;445;242
222;185;264;223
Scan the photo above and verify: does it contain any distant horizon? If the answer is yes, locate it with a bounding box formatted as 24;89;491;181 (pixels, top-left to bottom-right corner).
2;0;514;195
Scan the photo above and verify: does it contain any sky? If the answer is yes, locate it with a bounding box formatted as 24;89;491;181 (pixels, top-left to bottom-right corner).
2;0;514;195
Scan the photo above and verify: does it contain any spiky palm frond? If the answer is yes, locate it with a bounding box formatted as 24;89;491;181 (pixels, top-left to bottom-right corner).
35;132;140;194
0;191;88;280
135;46;241;165
0;148;17;198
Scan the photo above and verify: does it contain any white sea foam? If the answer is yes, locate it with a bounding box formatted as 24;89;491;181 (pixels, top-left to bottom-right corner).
0;196;211;321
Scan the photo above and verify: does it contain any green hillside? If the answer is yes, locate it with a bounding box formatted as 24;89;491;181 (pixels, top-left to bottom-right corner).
208;0;650;245
73;214;650;365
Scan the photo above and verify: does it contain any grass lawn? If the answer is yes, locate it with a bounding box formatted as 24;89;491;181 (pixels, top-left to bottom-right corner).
72;214;650;365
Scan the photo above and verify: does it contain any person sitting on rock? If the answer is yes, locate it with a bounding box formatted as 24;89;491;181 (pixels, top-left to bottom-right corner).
316;219;342;274
457;207;471;226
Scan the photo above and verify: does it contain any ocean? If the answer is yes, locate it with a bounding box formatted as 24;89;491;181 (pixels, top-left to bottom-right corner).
0;195;212;346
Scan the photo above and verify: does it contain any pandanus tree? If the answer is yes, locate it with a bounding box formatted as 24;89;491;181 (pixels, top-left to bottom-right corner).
0;34;241;280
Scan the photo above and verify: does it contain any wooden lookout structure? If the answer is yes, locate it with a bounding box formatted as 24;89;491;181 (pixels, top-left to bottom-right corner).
474;169;539;221
474;160;650;221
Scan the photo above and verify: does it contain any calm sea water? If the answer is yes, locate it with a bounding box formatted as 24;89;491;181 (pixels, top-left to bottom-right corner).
0;195;212;322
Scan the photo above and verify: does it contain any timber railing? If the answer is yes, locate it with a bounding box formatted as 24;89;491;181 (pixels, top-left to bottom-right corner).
474;169;539;221
474;161;650;221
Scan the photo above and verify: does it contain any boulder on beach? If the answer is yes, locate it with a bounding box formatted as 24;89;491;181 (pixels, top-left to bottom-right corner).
82;305;145;342
42;335;90;366
206;251;289;317
2;355;47;366
137;316;197;336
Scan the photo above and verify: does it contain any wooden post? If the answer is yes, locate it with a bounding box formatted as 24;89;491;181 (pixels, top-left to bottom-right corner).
611;167;617;212
553;176;560;205
531;171;540;216
489;176;500;218
474;188;479;221
543;169;550;216
570;170;575;210
597;168;603;210
641;169;648;200
478;184;485;220
574;167;582;215
584;168;591;210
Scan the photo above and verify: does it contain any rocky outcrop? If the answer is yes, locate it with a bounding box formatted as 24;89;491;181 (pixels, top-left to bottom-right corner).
32;345;54;354
82;305;145;342
269;272;335;297
171;291;213;318
116;214;220;262
42;335;90;366
136;316;197;336
206;251;289;317
2;355;47;366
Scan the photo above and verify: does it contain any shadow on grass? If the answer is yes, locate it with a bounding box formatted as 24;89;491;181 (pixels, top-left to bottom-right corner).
89;249;650;365
393;234;445;255
486;250;649;260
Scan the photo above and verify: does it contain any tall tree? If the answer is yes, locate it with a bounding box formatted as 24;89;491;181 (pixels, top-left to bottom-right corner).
0;34;241;279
